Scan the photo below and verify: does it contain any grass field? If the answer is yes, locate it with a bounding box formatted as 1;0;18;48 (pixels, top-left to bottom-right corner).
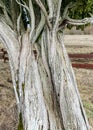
0;35;93;129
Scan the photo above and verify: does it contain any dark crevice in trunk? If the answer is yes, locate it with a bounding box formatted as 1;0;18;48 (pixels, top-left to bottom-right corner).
79;102;89;130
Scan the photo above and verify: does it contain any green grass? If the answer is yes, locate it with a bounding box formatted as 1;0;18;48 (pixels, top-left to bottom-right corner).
83;101;93;118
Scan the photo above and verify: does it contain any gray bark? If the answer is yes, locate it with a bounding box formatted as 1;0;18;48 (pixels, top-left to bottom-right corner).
0;20;91;130
0;0;92;128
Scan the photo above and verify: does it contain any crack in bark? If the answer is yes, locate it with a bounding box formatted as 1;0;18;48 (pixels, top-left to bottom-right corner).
79;102;89;130
47;110;50;130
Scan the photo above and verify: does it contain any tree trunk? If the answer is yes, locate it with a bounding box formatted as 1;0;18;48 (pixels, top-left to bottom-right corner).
0;21;90;130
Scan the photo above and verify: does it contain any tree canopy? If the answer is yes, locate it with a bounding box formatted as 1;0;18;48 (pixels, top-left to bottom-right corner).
62;0;93;18
61;0;93;29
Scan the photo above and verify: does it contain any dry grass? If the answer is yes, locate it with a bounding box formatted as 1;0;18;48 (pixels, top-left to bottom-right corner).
64;35;93;128
0;61;18;130
74;68;93;127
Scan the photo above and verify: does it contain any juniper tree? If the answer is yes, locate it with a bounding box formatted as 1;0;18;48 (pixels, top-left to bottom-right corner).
0;0;93;130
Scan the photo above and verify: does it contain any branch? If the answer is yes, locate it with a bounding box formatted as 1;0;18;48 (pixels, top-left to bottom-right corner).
0;21;20;104
41;32;51;79
53;0;62;31
0;1;5;8
46;0;53;19
89;13;93;17
32;11;45;44
29;0;35;40
15;0;29;12
62;2;76;19
35;0;52;30
0;1;13;28
16;0;32;33
58;15;93;30
58;2;76;31
66;16;93;26
17;11;22;35
3;6;13;28
57;2;77;31
0;21;19;67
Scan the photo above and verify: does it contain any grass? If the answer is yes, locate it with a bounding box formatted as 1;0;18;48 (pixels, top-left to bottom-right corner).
83;101;93;118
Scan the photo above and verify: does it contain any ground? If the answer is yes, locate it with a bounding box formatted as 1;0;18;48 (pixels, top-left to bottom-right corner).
0;61;18;130
64;35;93;128
0;35;93;129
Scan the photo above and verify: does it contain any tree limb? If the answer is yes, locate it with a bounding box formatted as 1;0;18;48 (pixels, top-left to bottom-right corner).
32;11;45;44
15;0;29;13
66;16;93;26
0;1;13;28
35;0;52;30
0;21;20;105
53;0;62;31
46;0;53;19
3;7;13;28
16;0;32;33
58;15;93;30
62;2;76;19
58;2;76;31
17;11;22;35
0;1;5;8
29;0;35;40
0;21;19;68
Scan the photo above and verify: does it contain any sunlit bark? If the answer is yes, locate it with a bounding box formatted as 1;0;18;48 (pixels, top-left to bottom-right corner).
0;0;92;130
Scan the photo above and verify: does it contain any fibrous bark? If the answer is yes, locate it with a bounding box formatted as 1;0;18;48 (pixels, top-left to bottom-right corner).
0;0;92;130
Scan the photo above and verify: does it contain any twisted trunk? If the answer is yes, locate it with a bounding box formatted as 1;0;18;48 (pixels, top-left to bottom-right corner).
0;21;90;130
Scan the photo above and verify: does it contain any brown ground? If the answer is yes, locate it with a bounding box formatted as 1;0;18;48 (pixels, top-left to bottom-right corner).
0;35;93;129
0;61;18;130
64;35;93;128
